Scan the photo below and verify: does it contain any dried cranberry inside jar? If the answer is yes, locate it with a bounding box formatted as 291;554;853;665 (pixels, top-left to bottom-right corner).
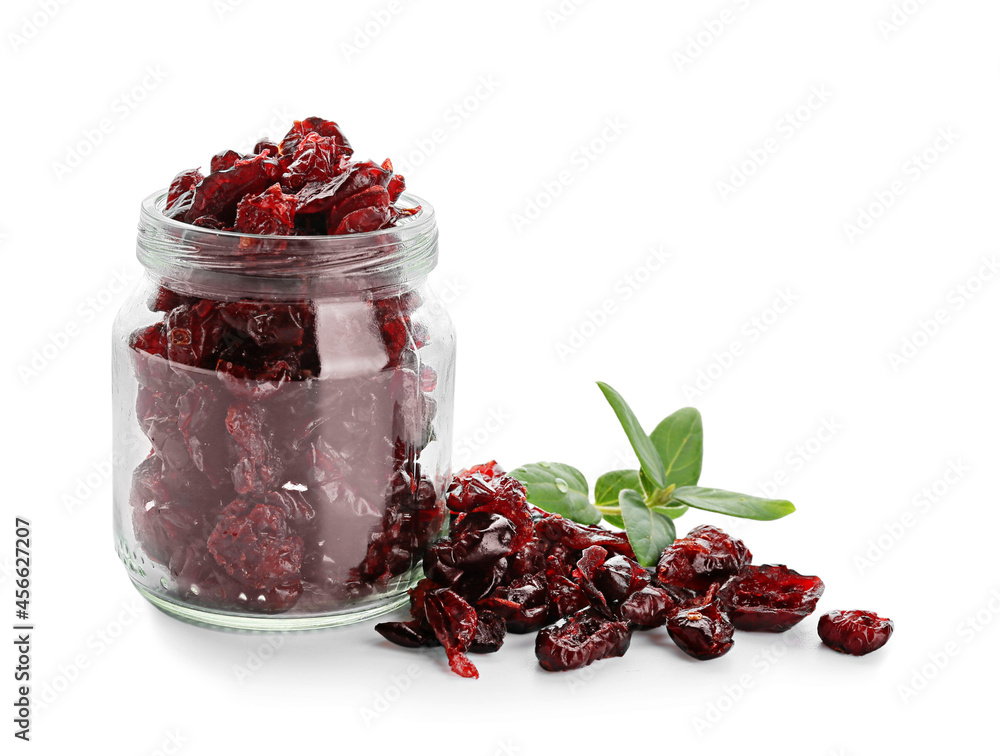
114;121;453;630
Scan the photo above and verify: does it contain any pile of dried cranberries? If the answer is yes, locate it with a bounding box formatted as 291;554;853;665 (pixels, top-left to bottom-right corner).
164;116;415;235
376;462;893;677
126;119;439;615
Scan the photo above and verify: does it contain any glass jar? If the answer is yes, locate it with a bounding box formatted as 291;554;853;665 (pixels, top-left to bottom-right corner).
112;190;455;630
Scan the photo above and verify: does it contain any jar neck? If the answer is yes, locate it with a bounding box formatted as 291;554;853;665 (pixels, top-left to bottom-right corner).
136;190;437;300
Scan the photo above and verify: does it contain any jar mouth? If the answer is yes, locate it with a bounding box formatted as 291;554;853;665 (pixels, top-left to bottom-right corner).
137;189;438;298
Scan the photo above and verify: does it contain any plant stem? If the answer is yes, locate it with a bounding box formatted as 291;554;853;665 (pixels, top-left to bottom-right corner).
595;503;621;515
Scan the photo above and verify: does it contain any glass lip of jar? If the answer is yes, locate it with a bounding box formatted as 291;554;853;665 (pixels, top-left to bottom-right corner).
136;189;438;297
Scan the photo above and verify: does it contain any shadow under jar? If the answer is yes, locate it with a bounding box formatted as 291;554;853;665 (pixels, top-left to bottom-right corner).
112;191;455;630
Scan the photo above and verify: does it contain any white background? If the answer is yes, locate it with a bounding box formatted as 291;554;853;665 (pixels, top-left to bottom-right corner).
2;0;997;753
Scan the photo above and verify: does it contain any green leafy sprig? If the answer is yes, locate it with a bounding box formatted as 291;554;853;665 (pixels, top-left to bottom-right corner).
511;382;795;567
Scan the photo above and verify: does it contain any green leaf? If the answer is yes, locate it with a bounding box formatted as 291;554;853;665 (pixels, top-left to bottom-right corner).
510;463;602;525
619;489;676;567
596;382;667;489
653;407;704;486
594;469;642;507
640;407;703;494
602;513;626;529
650;504;689;520
671;486;795;521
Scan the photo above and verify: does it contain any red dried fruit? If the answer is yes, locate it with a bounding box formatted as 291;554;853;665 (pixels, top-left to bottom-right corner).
207;499;304;590
211;149;244;173
424;589;480;678
254;140;280;156
620;585;680;629
375;620;438;649
164;300;228;369
719;564;825;632
165;168;203;218
176;382;230;487
234;183;297;236
226;404;283;495
667;594;735;660
534;515;636;559
278;117;352;163
535;608;632;672
818;610;894;656
656;525;751;592
387;170;405;203
575;547;651;617
470;609;507;653
281;132;350;191
478;574;550;633
184;151;281;225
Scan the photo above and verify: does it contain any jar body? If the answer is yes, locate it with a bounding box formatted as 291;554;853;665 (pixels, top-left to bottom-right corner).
113;266;455;629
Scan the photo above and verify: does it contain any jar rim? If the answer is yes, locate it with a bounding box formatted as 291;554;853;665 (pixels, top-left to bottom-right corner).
136;189;438;297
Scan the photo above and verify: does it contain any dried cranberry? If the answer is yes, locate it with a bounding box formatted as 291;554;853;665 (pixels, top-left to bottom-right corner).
656;525;751;592
424;511;514;575
719;564;825;632
164;300;228;369
375;620;438;649
254;140;280;156
234;184;297;236
818;610;894;656
534;515;636;559
470;610;507;653
620;585;680;629
226;404;283;495
424;589;479;678
478;574;551;633
207;499;304;591
535;608;632;672
165;168;203;218
184;151;281;225
278;117;352;162
281;132;350;191
667;600;735;660
129;457;211;566
211;149;244;173
545;555;591;620
576;548;651;617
